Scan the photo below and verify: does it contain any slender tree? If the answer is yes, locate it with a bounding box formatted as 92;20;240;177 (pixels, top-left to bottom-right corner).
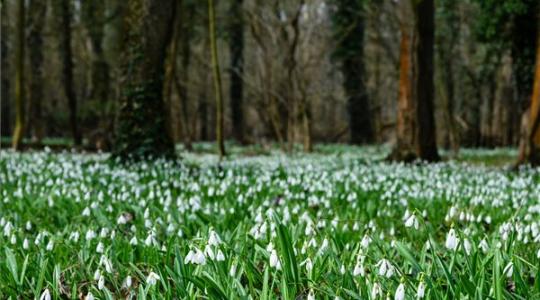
11;0;25;150
27;0;47;144
209;0;226;159
332;0;373;144
1;0;10;140
229;0;245;144
56;0;81;146
389;0;439;161
112;0;176;160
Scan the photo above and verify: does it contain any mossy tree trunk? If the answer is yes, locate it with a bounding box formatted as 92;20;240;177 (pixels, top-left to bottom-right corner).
229;0;245;145
209;0;226;159
1;0;11;140
11;0;25;150
27;0;47;145
112;0;177;160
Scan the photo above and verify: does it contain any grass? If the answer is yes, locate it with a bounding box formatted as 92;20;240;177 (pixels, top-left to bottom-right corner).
0;146;539;299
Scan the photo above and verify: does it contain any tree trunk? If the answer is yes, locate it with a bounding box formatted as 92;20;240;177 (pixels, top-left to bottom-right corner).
11;0;25;150
209;0;226;159
56;0;81;146
1;1;10;139
112;0;177;160
230;0;245;144
27;0;47;145
82;0;110;128
334;0;373;144
389;0;439;162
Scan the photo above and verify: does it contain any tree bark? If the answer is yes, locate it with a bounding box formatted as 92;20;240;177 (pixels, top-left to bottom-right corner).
1;1;10;139
523;15;540;165
27;0;47;144
230;0;246;144
334;0;374;144
11;0;25;150
112;0;177;160
209;0;226;159
389;0;439;162
56;0;81;146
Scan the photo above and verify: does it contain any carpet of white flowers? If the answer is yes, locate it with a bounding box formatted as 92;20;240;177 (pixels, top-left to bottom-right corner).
0;147;539;299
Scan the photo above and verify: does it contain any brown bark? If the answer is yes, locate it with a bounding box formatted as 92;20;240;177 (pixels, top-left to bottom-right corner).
56;0;81;146
11;0;25;150
389;0;439;162
112;0;177;160
27;0;47;144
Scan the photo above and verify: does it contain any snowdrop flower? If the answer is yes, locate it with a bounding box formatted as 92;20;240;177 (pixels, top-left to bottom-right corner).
122;275;132;289
10;234;16;244
307;290;315;300
361;234;371;248
376;259;395;278
23;238;29;250
463;239;472;255
479;239;489;253
405;214;419;230
85;292;95;300
129;236;138;245
353;261;365;277
86;230;96;241
100;255;114;273
96;242;105;253
208;230;222;246
82;207;91;216
46;240;54;251
146;271;160;286
340;264;346;275
98;275;105;290
204;245;215;260
269;249;281;270
395;282;405;300
371;282;382;299
216;249;225;261
445;228;458;251
39;289;51;300
117;215;127;225
229;263;237;276
417;281;426;298
503;262;513;278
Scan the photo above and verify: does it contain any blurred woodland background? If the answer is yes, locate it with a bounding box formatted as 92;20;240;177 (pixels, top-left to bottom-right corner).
1;0;540;162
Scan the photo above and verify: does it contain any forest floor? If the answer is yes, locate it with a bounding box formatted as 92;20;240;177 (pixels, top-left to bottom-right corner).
0;145;537;299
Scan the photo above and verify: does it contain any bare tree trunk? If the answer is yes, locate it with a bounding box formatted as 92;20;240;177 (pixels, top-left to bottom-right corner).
56;0;81;146
333;0;373;144
11;0;25;150
389;0;439;162
209;0;226;159
1;1;10;140
230;0;246;144
112;0;177;160
27;0;47;145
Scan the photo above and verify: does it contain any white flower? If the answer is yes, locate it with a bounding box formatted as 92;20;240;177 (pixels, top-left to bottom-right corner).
445;228;458;251
361;234;371;248
395;283;405;300
377;259;394;278
307;289;315;300
353;261;364;277
371;282;382;299
185;250;195;264
98;275;105;290
96;242;104;254
463;239;471;255
503;262;513;278
194;248;207;265
208;230;222;246
216;249;225;261
269;249;281;270
305;258;313;273
85;292;95;300
86;230;96;241
405;214;419;230
417;281;426;298
146;271;160;286
479;239;489;253
129;236;138;245
82;207;91;216
39;289;51;300
100;255;114;273
46;240;54;251
204;245;215;260
23;238;29;250
123;275;132;289
117;215;127;225
229;263;237;276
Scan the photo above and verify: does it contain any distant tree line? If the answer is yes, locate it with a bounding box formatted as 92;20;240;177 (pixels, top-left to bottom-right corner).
0;0;539;163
